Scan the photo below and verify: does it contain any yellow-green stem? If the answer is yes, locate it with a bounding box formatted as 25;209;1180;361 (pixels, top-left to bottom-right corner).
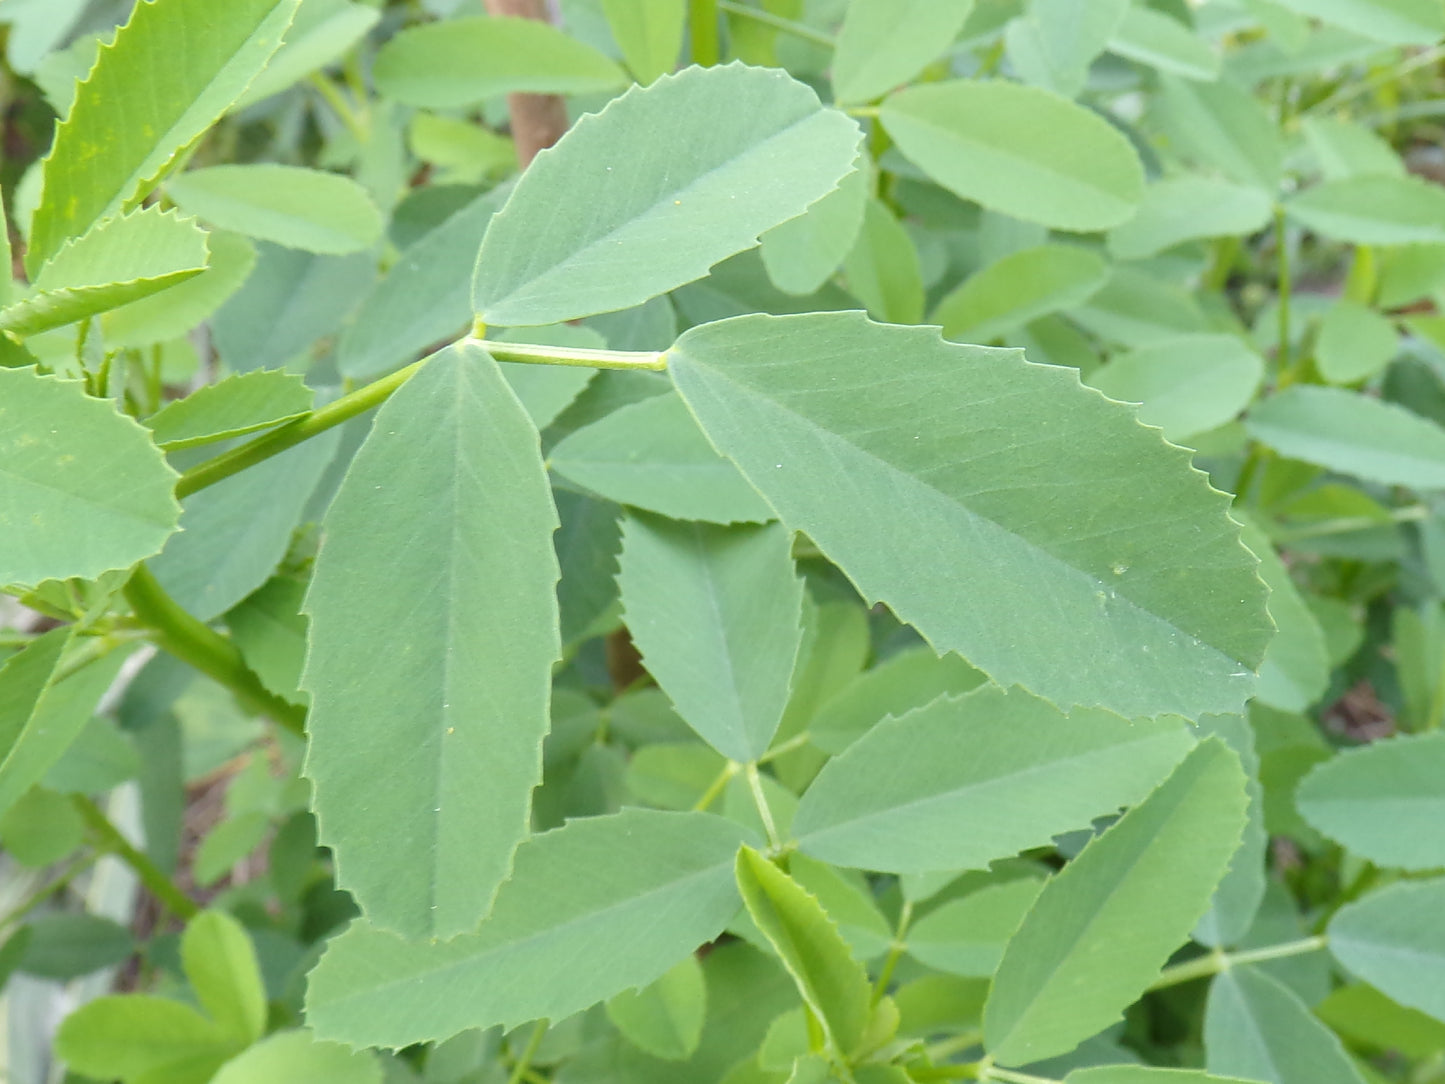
73;794;200;920
745;762;783;849
1148;935;1328;992
507;1019;549;1084
716;0;834;47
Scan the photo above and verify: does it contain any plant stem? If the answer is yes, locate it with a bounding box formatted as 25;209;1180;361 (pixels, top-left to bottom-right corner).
872;899;913;1005
756;731;812;765
1271;504;1428;542
1307;43;1445;115
177;356;429;497
1148;936;1328;992
308;73;368;143
471;337;668;372
1273;204;1294;382
72;794;200;920
983;1066;1059;1084
690;0;720;65
745;762;783;849
507;1019;549;1084
123;565;306;735
924;1031;983;1063
0;852;98;932
693;761;739;812
716;0;834;48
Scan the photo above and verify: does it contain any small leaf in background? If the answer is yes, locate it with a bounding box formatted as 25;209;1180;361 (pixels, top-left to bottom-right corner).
1;206;209;337
26;0;300;270
1265;0;1444;43
1287;176;1445;244
103;230;257;348
232;0;381;109
606;954;706;1061
549;392;775;525
906;879;1043;977
842;197;925;325
602;0;685;84
1069;265;1211;347
983;739;1249;1066
17;913;135;980
1005;0;1128;99
1316;983;1445;1059
760;164;869;297
831;0;975;105
669;312;1270;718
165;165;383;255
226;575;309;705
210;1029;381;1084
792;686;1194;873
473;63;862;326
735;846;873;1059
880;80;1144;231
181;911;266;1046
306;810;751;1047
302;343;560;939
935;243;1108;343
1329;878;1445;1023
337;188;502;381
1108;6;1219;81
618;515;803;763
1246;385;1445;489
1313;299;1398;385
1154;76;1282;191
145;368;312;450
1107;178;1273;260
55;994;234;1083
373;15;627;107
1068;1069;1259;1084
0;785;85;866
1087;334;1264;442
1297;732;1445;870
1205;965;1366;1084
807;646;985;754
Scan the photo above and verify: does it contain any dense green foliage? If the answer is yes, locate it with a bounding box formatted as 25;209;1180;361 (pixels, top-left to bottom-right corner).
2;0;1445;1081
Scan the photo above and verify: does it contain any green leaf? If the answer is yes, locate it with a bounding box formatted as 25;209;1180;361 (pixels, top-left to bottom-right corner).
472;63;862;327
226;575;308;704
1069;1069;1258;1084
1264;0;1444;43
1329;878;1445;1023
1069;265;1211;347
373;15;627;107
1107;178;1273;260
1237;520;1327;715
27;0;301;270
145;369;312;450
232;1;381;109
935;243;1108;343
1205;965;1366;1084
1287;176;1445;244
305;809;752;1047
336;184;502;382
1313;299;1398;385
791;685;1194;873
165;165;382;255
1005;0;1128;99
0;785;84;866
668;312;1270;718
831;0;976;105
760;165;869;297
1246;385;1445;489
211;1030;380;1084
0;206;209;337
983;739;1249;1066
1297;733;1445;870
1301;116;1405;181
103;230;257;349
302;343;560;939
1108;7;1220;81
906;879;1043;977
1155;76;1282;191
1087;334;1264;442
618;515;803;762
808;646;985;754
151;431;338;621
787;854;893;961
606;955;707;1061
879;80;1144;231
1316;983;1445;1058
0;368;180;588
18;912;135;979
1192;714;1268;948
55;995;235;1083
602;0;685;84
181;911;265;1045
842;197;925;325
735;846;873;1059
549;392;776;525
